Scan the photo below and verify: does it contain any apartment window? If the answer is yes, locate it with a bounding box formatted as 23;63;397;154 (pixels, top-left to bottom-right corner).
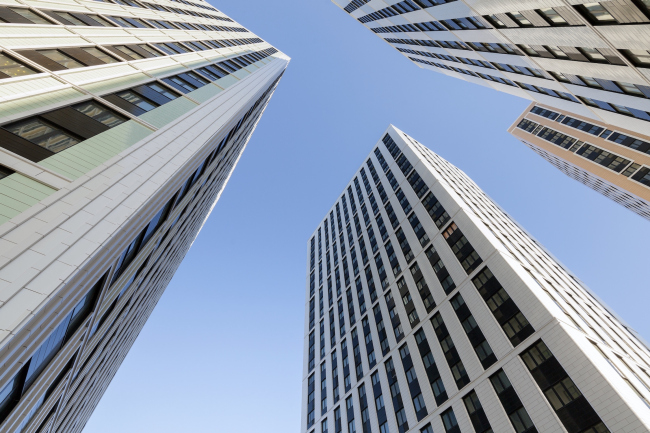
421;192;449;228
82;47;118;63
616;81;645;97
451;294;496;368
472;267;534;346
538;8;568;25
521;340;608;433
5;118;79;152
73;100;126;128
442;222;482;274
441;408;460;433
490;370;536;433
116;90;158;112
431;313;470;389
508;12;533;27
576;3;617;24
463;391;492;433
0;53;37;78
621;49;650;67
545;45;569;59
3;7;51;24
38;49;85;69
322;419;329;433
579;47;608;63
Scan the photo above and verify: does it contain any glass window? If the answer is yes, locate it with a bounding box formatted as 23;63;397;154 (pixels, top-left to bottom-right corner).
9;8;51;24
137;44;162;57
579;76;603;88
90;15;114;27
509;12;532;26
538;8;567;24
549;71;570;83
114;45;144;59
55;12;87;26
0;53;36;77
6;118;80;152
545;46;569;59
73;100;126;127
116;90;158;111
616;81;644;96
147;82;178;100
82;47;118;63
38;49;85;69
622;49;650;67
580;47;607;62
581;3;617;23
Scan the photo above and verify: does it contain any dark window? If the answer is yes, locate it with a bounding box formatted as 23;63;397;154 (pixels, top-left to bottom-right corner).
463;390;492;433
521;341;608;433
442;222;482;274
472;267;535;346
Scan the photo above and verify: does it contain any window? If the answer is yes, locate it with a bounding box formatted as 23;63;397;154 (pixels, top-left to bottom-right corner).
544;377;582;410
580;47;608;63
38;49;85;69
621;49;650;67
441;408;459;433
545;46;569;59
7;8;51;24
508;12;532;26
73;101;126;128
413;393;426;412
616;81;645;97
82;47;118;63
490;369;536;433
116;90;158;112
463;390;492;433
538;8;567;25
0;53;37;77
577;3;617;24
520;340;608;433
5;118;79;152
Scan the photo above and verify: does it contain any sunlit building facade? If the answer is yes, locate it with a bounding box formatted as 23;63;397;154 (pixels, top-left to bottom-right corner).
333;0;650;217
302;125;650;433
0;1;288;432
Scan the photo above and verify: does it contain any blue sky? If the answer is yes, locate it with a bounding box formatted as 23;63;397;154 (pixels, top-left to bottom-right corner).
84;1;650;432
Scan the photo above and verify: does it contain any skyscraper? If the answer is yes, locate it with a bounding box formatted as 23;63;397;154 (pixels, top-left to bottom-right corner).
331;0;650;217
0;2;288;432
510;102;650;220
302;125;650;433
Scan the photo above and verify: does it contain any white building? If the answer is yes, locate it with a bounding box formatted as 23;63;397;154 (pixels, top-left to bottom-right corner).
0;1;288;432
302;125;650;433
332;0;650;218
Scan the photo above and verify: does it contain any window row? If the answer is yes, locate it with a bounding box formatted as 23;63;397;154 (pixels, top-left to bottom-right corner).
0;4;240;32
516;119;642;177
0;49;276;162
5;37;264;74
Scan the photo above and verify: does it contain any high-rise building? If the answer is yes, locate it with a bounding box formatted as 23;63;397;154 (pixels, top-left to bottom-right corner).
302;125;650;433
510;102;650;220
331;0;650;217
0;2;288;432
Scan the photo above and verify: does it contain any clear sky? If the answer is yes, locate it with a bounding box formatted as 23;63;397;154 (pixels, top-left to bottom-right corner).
83;1;650;432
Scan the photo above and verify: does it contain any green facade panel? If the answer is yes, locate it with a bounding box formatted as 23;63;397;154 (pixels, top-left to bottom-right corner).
39;121;153;179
